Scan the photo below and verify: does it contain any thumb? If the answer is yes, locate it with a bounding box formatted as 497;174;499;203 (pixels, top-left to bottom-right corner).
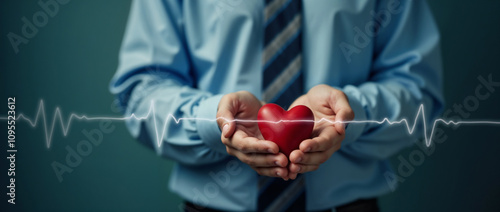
216;95;238;138
334;108;354;135
330;92;354;135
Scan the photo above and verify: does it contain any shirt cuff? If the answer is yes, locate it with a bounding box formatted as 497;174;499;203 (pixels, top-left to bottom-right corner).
196;94;227;155
341;85;368;146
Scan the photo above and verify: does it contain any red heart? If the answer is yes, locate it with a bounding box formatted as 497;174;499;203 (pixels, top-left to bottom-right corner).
257;104;314;157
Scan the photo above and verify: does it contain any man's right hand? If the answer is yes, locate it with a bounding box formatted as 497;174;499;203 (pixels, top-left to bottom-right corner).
216;91;290;180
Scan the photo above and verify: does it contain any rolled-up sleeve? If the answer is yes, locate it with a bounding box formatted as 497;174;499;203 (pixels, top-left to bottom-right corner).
109;0;228;165
340;0;445;160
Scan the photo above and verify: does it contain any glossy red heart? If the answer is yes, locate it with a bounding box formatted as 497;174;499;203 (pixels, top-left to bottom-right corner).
257;103;314;157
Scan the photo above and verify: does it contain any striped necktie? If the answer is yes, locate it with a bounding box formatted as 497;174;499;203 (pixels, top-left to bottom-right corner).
261;0;304;109
259;0;305;211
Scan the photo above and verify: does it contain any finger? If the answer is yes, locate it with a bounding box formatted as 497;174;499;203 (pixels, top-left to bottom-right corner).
223;134;279;154
288;163;319;174
299;128;338;153
289;149;306;164
290;148;339;165
253;167;289;180
216;95;238;138
228;149;288;168
288;171;298;180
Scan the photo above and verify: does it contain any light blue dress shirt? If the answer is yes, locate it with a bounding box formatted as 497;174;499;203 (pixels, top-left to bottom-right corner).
110;0;444;210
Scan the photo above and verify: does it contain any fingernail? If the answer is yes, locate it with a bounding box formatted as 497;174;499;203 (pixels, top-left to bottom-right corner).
222;124;228;135
297;166;301;172
275;161;281;167
305;147;311;152
268;149;274;153
296;157;302;163
276;171;281;177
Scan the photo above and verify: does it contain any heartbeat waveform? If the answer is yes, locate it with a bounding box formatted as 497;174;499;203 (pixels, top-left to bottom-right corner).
1;99;500;148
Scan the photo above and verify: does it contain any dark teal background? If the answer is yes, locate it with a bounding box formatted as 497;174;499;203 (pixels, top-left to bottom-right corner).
1;0;499;211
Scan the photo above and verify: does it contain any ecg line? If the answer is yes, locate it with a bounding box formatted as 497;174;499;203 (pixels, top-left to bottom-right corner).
1;99;500;148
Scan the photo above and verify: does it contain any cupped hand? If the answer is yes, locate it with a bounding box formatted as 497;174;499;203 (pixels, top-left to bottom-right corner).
287;85;354;179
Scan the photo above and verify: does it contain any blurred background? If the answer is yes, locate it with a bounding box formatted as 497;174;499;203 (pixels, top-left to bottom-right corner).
1;0;499;211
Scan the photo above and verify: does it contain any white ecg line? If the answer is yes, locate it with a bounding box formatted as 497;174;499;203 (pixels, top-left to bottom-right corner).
1;99;499;148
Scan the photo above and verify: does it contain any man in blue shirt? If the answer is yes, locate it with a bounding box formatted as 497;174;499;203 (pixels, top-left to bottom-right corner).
110;0;443;211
